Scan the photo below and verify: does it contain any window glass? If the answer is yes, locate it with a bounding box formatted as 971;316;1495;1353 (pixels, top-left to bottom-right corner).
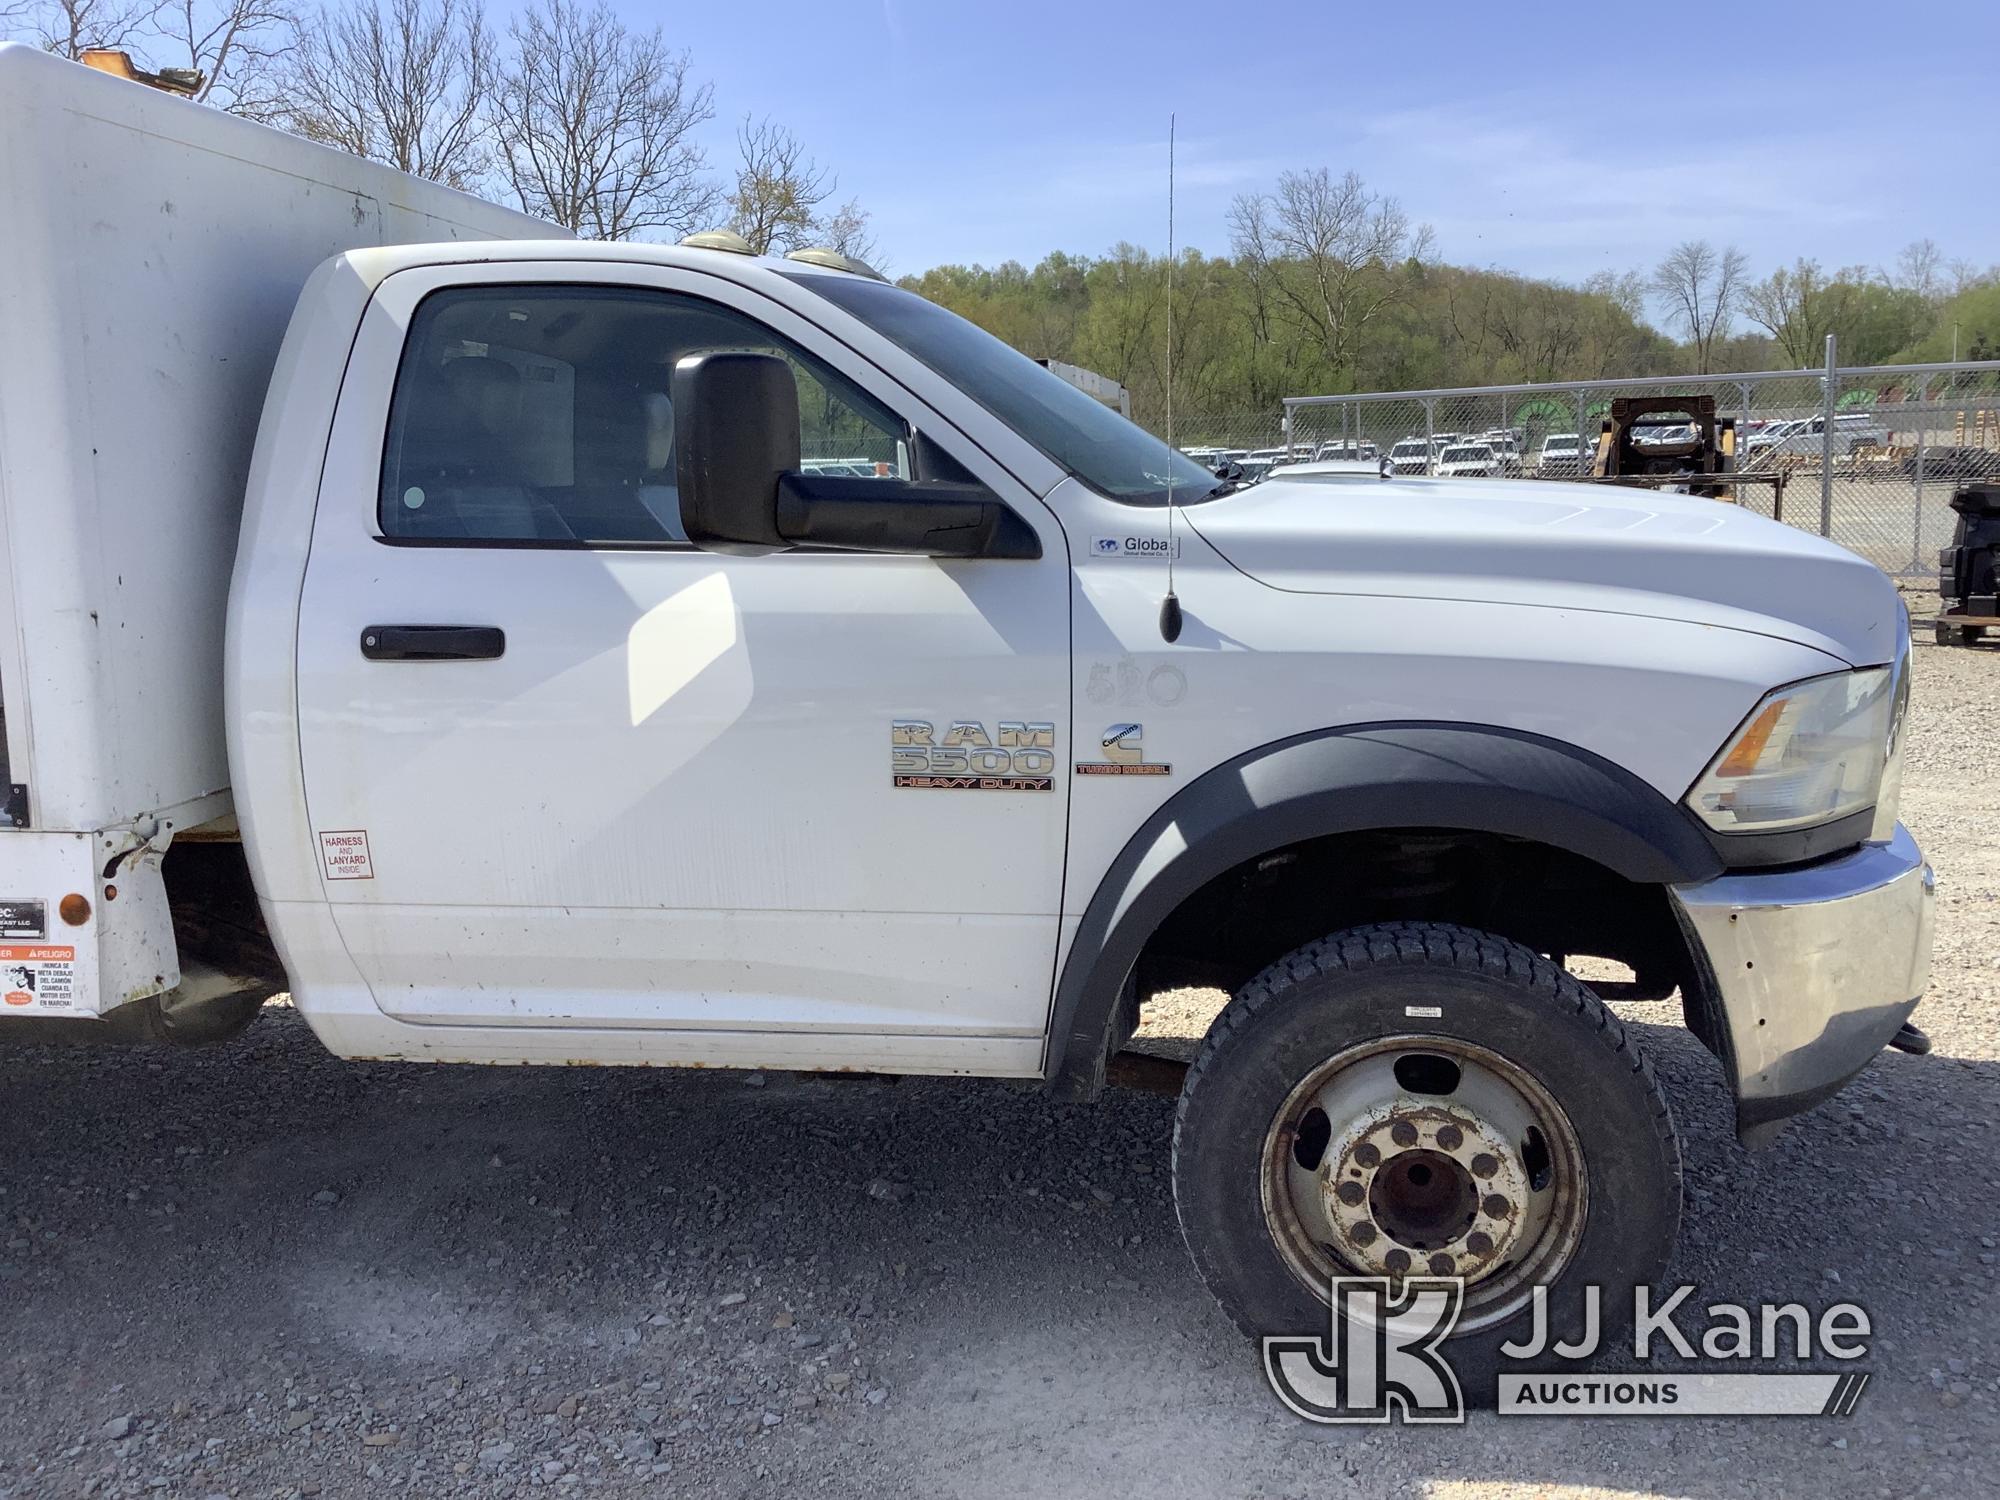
779;272;1221;508
380;285;910;544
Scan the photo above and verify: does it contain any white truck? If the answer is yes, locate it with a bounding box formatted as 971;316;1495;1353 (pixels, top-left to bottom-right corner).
0;45;1935;1394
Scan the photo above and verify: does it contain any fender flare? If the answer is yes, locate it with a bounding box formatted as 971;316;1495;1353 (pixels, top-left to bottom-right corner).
1043;721;1722;1098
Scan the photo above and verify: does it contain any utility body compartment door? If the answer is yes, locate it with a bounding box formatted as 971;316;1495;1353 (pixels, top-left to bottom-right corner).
292;261;1069;1045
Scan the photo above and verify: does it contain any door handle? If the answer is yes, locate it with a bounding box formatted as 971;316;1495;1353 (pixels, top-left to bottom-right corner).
359;625;506;661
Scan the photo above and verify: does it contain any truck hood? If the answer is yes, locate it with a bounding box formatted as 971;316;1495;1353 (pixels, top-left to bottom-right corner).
1183;476;1903;666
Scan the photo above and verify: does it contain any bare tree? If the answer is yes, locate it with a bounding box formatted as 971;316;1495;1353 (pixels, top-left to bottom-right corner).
1580;268;1649;323
289;0;490;188
1945;257;1997;299
6;0;292;116
152;0;295;119
1649;239;1747;372
727;116;833;255
16;0;155;57
1892;238;1944;301
819;197;878;266
1228;168;1433;376
492;0;717;239
1742;257;1838;367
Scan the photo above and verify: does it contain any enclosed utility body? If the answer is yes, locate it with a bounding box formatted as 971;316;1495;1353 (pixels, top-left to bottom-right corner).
0;44;551;1018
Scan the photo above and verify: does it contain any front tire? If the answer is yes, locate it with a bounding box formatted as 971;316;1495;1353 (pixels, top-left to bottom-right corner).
1172;922;1681;1404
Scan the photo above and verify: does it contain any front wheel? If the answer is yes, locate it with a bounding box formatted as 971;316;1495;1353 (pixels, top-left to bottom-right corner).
1172;922;1681;1404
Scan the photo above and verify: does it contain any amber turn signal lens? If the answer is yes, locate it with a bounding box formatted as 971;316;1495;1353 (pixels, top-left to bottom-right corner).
1713;699;1787;778
59;892;91;926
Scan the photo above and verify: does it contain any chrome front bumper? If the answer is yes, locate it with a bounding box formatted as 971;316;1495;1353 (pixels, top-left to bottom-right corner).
1671;823;1936;1148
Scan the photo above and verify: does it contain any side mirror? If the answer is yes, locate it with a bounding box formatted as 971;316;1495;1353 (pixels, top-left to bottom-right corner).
673;350;799;555
673;347;1040;561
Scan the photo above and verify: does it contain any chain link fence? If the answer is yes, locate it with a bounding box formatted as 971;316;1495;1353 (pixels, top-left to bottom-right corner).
1274;354;2000;580
1164;411;1290;457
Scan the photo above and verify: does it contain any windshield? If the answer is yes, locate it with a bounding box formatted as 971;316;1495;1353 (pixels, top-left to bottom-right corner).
1442;446;1490;462
781;273;1220;507
1543;437;1578;451
1391;441;1427;456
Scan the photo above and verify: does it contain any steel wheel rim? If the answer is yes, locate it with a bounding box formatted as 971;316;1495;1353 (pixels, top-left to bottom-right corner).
1259;1033;1588;1334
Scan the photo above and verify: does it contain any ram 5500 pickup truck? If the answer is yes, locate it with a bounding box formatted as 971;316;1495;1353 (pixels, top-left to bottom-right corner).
0;44;1933;1391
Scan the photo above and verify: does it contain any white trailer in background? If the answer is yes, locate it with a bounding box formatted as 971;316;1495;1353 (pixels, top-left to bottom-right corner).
1035;359;1131;418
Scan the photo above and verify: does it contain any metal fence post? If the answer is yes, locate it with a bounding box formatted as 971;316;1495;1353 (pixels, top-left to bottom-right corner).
1913;375;1929;571
1424;398;1435;472
1820;334;1836;538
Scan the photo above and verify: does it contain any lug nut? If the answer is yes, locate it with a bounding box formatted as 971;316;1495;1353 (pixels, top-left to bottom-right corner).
1427;1253;1454;1276
1354;1143;1381;1168
1384;1249;1411;1274
1436;1124;1464;1151
1466;1231;1494;1255
1470;1153;1499;1178
1390;1121;1419;1147
1482;1194;1511;1219
1336;1180;1365;1207
1349;1222;1378;1247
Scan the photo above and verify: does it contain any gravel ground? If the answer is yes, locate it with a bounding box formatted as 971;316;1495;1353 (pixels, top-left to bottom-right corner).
3;633;1998;1500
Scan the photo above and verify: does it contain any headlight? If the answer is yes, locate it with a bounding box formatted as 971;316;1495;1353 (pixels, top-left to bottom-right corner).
1687;668;1896;834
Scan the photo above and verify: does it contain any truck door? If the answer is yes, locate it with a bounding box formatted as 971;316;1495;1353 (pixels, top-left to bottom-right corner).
292;262;1069;1059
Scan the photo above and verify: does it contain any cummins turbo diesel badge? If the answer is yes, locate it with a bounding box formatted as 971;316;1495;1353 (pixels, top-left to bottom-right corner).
892;720;1056;791
1076;723;1171;777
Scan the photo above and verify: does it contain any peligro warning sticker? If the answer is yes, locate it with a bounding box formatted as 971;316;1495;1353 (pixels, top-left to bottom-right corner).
318;829;374;881
2;944;77;1010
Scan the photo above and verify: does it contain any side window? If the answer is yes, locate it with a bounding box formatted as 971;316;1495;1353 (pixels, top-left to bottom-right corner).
379;285;911;545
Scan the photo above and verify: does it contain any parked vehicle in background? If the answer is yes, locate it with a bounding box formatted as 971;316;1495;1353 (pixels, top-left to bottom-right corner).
1743;419;1804;458
802;457;892;477
1537;433;1585;476
1266;459;1387;485
1813;412;1890;455
1188;448;1252;476
1744;414;1890;465
1236;453;1289;484
1314;441;1379;462
1388;437;1432;474
1436;442;1502;478
1481;434;1526;475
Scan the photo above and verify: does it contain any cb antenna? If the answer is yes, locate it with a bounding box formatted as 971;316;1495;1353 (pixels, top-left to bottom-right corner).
1159;113;1183;644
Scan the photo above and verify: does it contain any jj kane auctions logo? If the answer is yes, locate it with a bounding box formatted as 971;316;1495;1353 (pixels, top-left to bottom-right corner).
1264;1278;1873;1422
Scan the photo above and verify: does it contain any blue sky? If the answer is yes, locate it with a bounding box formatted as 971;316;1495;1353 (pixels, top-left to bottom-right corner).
655;0;1996;287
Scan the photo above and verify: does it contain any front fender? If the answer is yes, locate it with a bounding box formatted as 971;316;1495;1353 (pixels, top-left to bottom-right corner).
1043;721;1722;1098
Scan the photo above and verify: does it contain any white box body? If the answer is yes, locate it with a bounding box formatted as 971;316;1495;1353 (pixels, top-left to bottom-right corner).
0;44;555;1013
